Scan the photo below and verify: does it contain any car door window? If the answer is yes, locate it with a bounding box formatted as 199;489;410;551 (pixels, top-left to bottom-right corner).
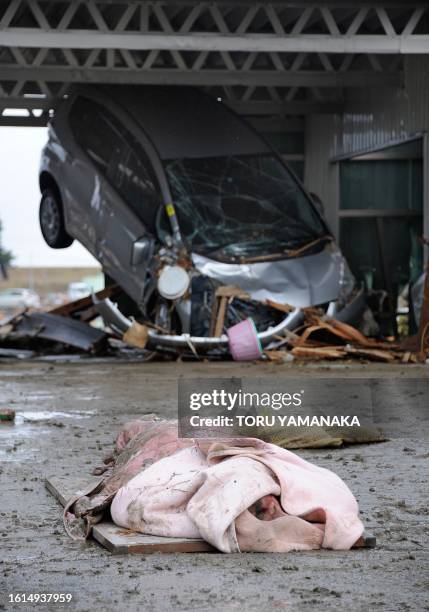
69;97;160;230
113;141;160;229
69;97;121;175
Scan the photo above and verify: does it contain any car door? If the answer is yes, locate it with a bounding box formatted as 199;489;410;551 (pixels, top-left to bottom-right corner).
62;96;121;254
88;105;161;305
65;96;159;305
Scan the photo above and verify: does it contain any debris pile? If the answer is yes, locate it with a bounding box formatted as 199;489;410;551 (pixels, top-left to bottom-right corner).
0;276;428;364
0;285;154;361
263;303;420;364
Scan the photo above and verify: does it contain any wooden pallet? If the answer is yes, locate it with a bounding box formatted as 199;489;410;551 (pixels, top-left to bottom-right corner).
45;474;375;554
45;475;214;554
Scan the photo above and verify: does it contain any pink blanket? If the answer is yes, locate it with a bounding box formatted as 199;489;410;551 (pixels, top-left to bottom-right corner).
111;428;364;553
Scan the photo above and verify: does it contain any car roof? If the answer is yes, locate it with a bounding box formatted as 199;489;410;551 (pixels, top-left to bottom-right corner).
73;85;271;161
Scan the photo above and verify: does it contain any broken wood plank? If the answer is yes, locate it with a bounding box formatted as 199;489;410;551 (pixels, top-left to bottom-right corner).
291;346;345;360
49;285;120;318
298;319;387;350
344;346;396;362
45;475;214;554
214;296;228;337
215;285;249;299
297;324;341;347
208;295;219;337
264;350;293;363
300;311;400;350
265;299;294;314
322;319;371;345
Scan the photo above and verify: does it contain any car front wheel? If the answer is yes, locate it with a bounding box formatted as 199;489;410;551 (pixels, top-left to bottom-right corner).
39;189;74;249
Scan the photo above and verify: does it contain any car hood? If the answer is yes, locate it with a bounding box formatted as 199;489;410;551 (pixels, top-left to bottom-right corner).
192;245;343;307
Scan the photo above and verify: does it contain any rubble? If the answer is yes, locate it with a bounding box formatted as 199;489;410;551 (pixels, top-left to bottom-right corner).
122;321;149;349
0;275;427;364
291;346;345;360
6;312;108;353
0;286;142;359
49;283;120;321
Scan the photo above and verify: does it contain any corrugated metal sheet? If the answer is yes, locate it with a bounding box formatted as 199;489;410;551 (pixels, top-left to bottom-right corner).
338;56;429;157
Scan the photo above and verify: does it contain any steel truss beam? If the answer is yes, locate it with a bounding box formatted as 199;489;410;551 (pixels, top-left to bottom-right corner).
0;66;402;88
2;30;428;55
0;1;426;53
0;1;423;119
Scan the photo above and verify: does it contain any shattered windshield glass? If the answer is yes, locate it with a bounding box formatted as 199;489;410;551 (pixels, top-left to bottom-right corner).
164;154;326;260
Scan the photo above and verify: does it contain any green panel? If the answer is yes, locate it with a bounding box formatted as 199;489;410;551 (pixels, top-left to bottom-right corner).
340;218;379;289
410;161;424;211
340;158;424;295
263;132;304;155
340;216;423;291
340;160;423;211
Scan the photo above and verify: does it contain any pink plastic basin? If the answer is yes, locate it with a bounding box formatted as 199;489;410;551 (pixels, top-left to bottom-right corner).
227;318;263;361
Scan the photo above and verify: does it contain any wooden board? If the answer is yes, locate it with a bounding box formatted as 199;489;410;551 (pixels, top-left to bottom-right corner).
45;475;375;553
92;523;214;554
45;475;214;554
45;475;100;507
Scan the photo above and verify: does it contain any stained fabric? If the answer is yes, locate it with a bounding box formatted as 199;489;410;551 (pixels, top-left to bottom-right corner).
63;419;192;540
108;422;364;553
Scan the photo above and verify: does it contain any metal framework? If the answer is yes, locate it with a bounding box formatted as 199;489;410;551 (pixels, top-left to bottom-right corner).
0;1;427;125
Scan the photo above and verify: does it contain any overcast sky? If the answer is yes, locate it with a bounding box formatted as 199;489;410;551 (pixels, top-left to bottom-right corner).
1;127;98;268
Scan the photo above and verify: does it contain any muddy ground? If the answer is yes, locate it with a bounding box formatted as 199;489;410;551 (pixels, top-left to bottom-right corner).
0;360;428;612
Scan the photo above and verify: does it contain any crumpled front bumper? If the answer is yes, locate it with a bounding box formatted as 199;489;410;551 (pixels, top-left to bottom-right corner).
93;295;304;350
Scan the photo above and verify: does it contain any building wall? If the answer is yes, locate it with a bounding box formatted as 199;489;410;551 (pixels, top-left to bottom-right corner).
304;55;429;242
304;114;340;237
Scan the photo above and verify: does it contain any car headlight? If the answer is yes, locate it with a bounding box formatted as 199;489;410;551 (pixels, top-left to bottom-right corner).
338;257;356;306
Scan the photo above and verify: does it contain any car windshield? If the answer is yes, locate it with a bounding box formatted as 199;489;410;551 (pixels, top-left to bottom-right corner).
164;154;326;260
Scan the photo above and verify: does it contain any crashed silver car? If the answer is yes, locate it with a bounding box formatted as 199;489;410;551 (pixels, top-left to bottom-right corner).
39;86;365;353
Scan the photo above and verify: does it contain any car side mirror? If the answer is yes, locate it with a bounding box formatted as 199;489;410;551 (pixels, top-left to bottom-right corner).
131;236;154;266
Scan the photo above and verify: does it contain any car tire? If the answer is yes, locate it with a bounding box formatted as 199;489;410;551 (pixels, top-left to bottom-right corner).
39;189;74;249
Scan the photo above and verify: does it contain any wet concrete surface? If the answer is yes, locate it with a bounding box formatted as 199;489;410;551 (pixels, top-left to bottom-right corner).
0;360;428;612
